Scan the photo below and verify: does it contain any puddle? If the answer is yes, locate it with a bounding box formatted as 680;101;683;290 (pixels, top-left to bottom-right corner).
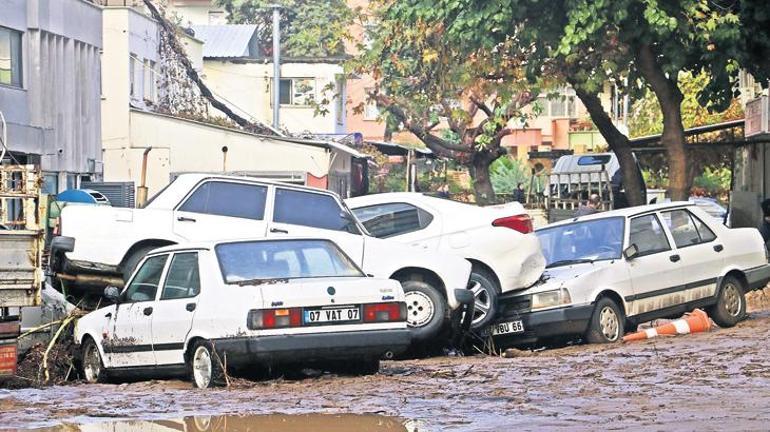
23;413;424;432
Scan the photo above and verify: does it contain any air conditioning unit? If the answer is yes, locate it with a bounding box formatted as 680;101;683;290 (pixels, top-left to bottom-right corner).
745;96;769;137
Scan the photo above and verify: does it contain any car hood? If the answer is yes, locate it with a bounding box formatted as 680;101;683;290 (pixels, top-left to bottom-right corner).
526;260;616;294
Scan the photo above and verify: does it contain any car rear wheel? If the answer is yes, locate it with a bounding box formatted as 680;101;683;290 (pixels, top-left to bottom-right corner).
189;341;225;389
121;245;162;282
708;275;746;328
468;268;500;330
400;280;447;342
585;297;624;344
82;337;107;383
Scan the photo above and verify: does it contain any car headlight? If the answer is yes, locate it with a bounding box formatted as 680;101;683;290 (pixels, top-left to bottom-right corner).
531;288;572;311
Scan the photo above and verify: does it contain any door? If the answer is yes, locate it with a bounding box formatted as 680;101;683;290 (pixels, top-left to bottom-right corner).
350;202;441;251
152;252;201;366
108;254;169;368
173;180;269;242
625;214;684;317
268;187;365;264
659;209;723;299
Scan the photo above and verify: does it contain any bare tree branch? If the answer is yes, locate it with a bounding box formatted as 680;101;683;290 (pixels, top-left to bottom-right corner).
470;96;494;118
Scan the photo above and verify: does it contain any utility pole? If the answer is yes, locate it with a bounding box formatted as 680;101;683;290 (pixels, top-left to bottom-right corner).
271;5;282;129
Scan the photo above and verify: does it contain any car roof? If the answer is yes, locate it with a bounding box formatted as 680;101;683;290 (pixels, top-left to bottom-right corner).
347;192;468;209
148;237;343;254
540;201;696;229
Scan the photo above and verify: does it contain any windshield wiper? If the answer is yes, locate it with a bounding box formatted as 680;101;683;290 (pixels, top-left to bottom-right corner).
234;277;290;287
546;258;595;269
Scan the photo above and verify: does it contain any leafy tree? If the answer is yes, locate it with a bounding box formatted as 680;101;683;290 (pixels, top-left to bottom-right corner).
489;157;529;195
353;1;538;204
216;0;358;57
426;0;769;202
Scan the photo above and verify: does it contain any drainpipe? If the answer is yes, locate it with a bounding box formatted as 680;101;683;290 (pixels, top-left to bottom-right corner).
136;147;152;208
222;146;229;172
271;5;282;129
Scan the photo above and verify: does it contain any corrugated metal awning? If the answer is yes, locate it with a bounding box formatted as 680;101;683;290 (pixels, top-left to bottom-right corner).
190;24;259;58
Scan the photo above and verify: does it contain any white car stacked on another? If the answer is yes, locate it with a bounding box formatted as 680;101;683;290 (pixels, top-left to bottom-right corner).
347;193;546;329
53;174;474;346
488;202;770;347
75;238;411;388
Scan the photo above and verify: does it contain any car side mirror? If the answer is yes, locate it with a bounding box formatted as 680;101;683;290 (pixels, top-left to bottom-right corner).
623;244;640;260
104;286;121;303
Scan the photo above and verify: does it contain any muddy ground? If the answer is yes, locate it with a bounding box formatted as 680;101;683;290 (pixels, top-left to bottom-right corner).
3;289;770;431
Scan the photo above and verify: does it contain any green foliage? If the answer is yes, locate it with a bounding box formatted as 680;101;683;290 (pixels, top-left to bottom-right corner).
629;72;744;138
693;166;731;193
489;157;529;195
216;0;357;57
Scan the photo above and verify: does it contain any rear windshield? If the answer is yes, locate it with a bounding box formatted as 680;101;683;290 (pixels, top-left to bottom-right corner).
577;155;612;166
215;239;364;284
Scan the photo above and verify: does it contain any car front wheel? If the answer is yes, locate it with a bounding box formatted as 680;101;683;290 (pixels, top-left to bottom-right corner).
82;337;107;383
585;297;624;344
400;280;447;342
189;341;225;389
468;268;500;330
708;275;746;328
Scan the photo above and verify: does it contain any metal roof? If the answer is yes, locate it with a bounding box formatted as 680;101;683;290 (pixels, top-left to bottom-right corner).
191;24;259;58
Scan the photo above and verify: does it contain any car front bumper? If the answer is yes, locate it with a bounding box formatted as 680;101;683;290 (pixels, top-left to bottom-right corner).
745;264;770;290
211;328;411;367
490;303;594;347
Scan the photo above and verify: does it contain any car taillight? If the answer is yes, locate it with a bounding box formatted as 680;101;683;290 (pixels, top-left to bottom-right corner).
492;214;533;234
363;302;406;323
247;308;302;330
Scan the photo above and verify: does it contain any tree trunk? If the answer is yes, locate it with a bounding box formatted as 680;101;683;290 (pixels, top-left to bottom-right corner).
469;150;498;205
636;44;688;201
574;88;646;206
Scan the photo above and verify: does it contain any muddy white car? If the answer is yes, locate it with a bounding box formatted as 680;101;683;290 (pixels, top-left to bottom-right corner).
488;202;770;347
74;238;411;388
54;174;473;344
347;193;545;329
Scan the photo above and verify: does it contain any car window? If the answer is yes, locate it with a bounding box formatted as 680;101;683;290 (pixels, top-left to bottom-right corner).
692;213;717;242
352;203;433;238
179;181;267;220
661;210;701;248
124;255;168;302
161;253;200;300
274;188;358;233
629;214;671;256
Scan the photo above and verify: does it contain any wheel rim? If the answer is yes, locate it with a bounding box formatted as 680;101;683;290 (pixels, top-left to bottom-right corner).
83;343;101;383
404;291;435;327
468;281;491;326
723;283;742;317
599;306;620;341
193;346;213;388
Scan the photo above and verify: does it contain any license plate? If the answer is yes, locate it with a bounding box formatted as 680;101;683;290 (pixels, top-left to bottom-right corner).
304;306;360;324
490;320;525;336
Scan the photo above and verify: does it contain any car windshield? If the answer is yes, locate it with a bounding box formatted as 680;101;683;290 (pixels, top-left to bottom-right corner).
536;217;625;268
215;239;364;284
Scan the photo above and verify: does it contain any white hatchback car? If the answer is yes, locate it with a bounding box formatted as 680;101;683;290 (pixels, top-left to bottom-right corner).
74;238;411;388
488;202;770;347
347;193;545;329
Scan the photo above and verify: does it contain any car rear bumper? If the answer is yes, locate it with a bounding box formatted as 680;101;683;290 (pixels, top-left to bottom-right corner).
745;264;770;291
211;328;411;366
490;304;594;347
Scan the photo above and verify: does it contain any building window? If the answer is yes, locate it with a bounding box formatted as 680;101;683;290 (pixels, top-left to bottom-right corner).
536;89;577;118
143;59;156;102
277;78;315;106
364;88;380;120
0;26;23;87
129;55;136;98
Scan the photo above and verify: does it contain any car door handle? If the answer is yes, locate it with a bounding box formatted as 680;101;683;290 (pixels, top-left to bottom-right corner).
186;303;196;312
270;227;289;234
669;254;681;262
714;244;724;252
143;307;153;316
104;312;112;319
177;216;196;223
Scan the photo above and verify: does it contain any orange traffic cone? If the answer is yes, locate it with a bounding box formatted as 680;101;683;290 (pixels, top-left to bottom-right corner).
623;308;711;342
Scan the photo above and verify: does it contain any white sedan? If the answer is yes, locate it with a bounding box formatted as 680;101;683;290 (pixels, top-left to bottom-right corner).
347;193;546;329
488;202;770;347
74;238;411;388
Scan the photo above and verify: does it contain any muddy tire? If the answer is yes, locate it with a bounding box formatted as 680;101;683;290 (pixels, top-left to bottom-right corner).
121;245;162;282
585;297;624;344
189;341;225;389
81;337;107;383
708;275;746;328
400;280;447;342
468;268;500;330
